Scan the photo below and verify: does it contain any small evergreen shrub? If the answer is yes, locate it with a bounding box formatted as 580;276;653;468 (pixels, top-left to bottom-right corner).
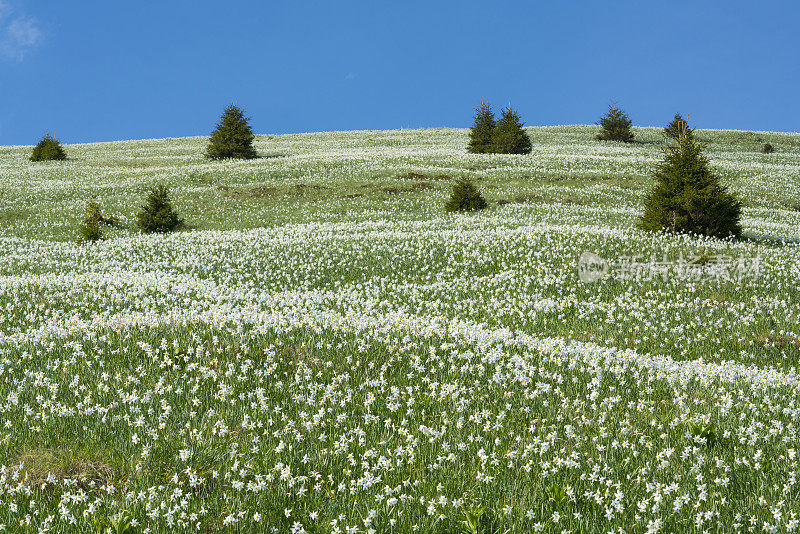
492;105;532;154
80;202;103;242
78;202;119;242
206;104;258;160
596;104;634;143
445;178;487;212
664;113;692;141
762;142;774;154
136;185;183;233
30;133;67;162
640;123;742;239
467;101;496;154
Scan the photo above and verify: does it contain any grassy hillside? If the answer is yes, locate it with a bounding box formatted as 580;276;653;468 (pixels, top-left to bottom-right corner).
0;126;799;533
1;126;799;240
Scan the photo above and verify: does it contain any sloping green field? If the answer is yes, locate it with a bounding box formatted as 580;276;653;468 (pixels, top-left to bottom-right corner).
0;126;798;533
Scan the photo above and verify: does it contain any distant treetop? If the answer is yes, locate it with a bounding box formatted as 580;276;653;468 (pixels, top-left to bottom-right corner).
596;104;634;143
493;105;532;155
664;113;692;141
467;101;531;155
640;121;742;239
30;133;67;162
467;101;496;154
206;103;258;160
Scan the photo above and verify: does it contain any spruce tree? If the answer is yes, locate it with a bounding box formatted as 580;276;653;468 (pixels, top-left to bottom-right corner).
596;104;634;143
30;133;67;162
445;178;487;212
467;101;496;154
664;113;692;141
136;185;184;233
206;103;258;160
79;201;120;242
492;105;532;155
79;202;103;242
640;123;742;239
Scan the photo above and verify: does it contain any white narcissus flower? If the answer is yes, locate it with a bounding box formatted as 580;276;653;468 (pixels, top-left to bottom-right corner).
1;127;799;532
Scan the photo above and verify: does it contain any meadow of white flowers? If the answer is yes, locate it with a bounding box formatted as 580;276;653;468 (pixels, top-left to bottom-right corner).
0;126;799;533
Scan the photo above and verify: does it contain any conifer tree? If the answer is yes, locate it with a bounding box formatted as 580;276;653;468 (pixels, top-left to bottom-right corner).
467;101;496;154
492;105;532;155
206;103;257;160
445;178;487;212
30;133;67;162
640;123;742;239
136;185;184;233
664;113;692;141
79;202;103;242
596;104;634;143
79;201;119;242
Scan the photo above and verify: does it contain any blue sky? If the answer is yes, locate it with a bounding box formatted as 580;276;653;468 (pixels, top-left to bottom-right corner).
0;0;798;145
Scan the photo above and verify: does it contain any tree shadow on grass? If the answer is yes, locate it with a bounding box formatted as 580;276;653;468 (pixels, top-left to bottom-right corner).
740;231;800;246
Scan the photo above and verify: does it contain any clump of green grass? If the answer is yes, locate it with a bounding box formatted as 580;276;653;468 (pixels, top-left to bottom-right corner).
92;509;133;534
458;505;485;534
688;421;717;447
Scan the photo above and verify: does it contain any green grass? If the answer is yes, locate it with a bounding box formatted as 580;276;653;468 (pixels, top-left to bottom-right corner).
0;126;798;532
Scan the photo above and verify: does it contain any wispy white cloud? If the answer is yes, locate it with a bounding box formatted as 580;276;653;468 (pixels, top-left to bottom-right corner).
0;1;42;61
